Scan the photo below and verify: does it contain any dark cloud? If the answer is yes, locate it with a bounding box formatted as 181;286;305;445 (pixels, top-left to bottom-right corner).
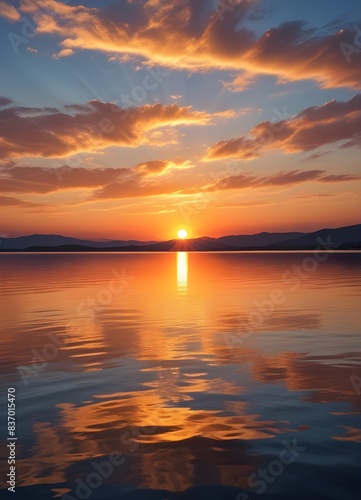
0;97;12;107
304;151;332;161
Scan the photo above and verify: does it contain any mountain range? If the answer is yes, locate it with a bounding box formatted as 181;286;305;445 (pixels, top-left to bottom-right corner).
1;224;360;252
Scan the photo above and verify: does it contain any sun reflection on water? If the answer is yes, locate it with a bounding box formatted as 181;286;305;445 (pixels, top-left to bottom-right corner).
177;252;188;294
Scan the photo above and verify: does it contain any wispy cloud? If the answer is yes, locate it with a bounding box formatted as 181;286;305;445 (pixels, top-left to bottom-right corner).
0;1;21;21
0;101;218;158
303;151;332;161
200;169;360;193
3;0;360;90
205;95;361;160
0;162;359;211
0;159;193;196
0;195;46;208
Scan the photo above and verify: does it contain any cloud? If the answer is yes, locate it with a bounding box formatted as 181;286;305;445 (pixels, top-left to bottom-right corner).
87;159;195;200
245;21;361;90
0;165;127;194
205;95;361;160
202;169;360;193
295;190;359;200
0;97;12;107
0;160;359;210
7;0;361;90
92;178;181;200
222;71;258;92
0;100;214;158
53;48;75;58
26;47;39;53
320;174;361;183
0;1;21;21
134;159;192;176
92;169;357;200
304;151;332;161
295;193;332;199
0;195;45;209
215;200;273;208
91;167;359;201
0;159;192;195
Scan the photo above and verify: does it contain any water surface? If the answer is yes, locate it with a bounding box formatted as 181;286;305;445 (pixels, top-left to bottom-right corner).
0;252;360;499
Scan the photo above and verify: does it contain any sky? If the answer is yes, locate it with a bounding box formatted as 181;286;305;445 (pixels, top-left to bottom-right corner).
0;0;360;241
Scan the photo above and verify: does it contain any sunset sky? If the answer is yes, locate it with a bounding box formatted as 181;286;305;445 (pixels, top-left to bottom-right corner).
0;0;360;240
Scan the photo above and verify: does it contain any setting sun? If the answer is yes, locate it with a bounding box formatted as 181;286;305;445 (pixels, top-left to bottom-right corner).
177;229;188;239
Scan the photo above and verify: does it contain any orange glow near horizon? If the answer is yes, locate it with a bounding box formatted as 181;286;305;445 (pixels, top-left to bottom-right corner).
0;183;360;241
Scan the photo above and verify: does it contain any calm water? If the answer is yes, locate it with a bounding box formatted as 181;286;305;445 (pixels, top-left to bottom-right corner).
0;252;360;500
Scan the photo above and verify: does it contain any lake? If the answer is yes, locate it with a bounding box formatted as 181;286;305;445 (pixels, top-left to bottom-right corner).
0;252;360;500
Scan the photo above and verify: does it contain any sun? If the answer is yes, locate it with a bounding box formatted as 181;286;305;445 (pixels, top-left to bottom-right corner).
177;228;188;239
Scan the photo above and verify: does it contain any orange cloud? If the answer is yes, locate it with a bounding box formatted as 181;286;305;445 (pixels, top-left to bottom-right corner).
7;0;360;90
222;71;258;92
89;168;360;201
0;1;21;21
0;162;359;213
1;160;359;201
0;159;192;195
0;195;45;208
0;165;127;194
134;159;192;176
205;95;361;160
203;169;360;193
0;101;213;159
53;48;74;58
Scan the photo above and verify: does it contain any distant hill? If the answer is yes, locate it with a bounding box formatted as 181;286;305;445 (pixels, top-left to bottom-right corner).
217;232;305;248
1;224;360;252
24;238;235;252
0;231;306;250
265;224;361;250
0;234;157;250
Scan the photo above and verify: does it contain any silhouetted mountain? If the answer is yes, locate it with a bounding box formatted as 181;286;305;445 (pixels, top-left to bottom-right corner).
0;234;156;250
266;224;361;249
217;232;305;247
1;224;360;252
24;239;235;252
0;231;305;250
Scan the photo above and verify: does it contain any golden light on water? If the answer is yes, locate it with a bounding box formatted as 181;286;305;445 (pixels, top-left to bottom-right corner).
177;252;188;293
